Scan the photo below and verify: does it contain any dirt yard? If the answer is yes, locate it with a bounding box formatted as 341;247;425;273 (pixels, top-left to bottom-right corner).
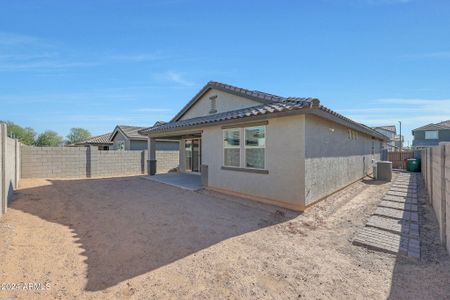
0;174;449;299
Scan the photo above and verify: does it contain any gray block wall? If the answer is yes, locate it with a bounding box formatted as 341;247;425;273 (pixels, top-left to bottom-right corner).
156;151;179;173
21;145;179;179
90;149;148;177
21;146;88;178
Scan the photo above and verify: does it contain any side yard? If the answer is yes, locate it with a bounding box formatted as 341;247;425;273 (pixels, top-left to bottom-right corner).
0;173;448;299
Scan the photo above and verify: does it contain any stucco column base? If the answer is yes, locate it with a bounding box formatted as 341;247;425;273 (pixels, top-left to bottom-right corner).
201;164;208;187
148;160;157;176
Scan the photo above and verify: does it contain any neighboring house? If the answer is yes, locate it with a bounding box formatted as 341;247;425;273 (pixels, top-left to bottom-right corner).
73;133;113;150
372;125;404;151
75;125;179;151
110;125;148;150
373;125;396;151
139;81;387;211
412;120;450;149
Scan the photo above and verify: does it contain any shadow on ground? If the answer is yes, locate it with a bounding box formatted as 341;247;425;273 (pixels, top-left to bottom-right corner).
12;177;298;292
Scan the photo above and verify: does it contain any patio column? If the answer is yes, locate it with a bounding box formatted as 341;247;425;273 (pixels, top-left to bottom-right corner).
148;137;157;175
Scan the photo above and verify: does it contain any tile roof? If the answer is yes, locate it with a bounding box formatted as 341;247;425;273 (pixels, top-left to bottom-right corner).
139;92;388;141
75;133;113;145
171;81;286;122
413;120;450;131
114;125;147;140
142;98;319;134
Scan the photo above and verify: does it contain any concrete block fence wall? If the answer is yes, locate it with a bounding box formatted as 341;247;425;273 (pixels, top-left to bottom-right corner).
0;124;21;218
422;143;450;255
21;145;179;179
156;151;179;173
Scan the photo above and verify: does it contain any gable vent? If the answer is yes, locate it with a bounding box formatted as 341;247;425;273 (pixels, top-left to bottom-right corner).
209;95;218;114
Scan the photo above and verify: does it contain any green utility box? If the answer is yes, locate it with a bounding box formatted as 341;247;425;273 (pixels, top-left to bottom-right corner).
406;158;421;172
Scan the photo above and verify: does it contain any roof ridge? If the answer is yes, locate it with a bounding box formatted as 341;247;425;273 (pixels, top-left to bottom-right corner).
171;81;289;122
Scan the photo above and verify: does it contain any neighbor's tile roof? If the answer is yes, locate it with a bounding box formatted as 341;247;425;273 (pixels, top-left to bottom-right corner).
413;120;450;131
373;125;396;133
116;125;147;140
75;133;113;145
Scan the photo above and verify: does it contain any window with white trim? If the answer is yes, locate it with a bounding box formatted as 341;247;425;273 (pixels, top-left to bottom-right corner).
223;129;240;167
117;141;125;150
425;130;438;139
348;129;358;140
223;125;267;170
245;126;266;169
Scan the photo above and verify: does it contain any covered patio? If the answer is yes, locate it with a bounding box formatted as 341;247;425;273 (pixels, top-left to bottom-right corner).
146;131;202;176
143;172;203;191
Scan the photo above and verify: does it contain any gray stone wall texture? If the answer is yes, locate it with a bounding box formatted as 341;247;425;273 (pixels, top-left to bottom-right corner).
21;145;179;179
156;151;179;173
422;143;450;256
21;146;88;178
90;149;147;177
0;124;21;218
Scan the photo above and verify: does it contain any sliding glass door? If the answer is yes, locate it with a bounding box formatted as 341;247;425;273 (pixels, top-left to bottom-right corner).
185;139;201;173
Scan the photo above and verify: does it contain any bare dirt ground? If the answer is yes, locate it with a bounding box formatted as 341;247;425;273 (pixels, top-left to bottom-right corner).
0;173;449;299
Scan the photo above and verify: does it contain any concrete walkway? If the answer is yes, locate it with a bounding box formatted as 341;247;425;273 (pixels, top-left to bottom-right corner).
353;172;420;259
143;172;203;191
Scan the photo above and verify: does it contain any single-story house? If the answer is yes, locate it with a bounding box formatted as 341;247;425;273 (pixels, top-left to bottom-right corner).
139;81;387;211
75;125;179;151
110;125;180;151
74;132;113;150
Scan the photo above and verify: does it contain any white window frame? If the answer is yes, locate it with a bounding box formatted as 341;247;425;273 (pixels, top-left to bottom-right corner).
222;125;267;170
244;126;266;170
117;141;125;150
223;128;240;167
425;130;438;139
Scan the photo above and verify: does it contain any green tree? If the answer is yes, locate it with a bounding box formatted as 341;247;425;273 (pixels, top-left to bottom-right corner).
66;128;91;144
0;120;36;145
35;130;63;147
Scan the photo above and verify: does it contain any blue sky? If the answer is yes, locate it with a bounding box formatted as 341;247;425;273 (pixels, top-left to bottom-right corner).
0;0;449;145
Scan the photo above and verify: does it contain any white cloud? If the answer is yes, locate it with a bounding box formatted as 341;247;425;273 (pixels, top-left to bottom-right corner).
336;97;450;144
0;32;49;47
157;71;195;87
107;52;167;62
0;32;171;72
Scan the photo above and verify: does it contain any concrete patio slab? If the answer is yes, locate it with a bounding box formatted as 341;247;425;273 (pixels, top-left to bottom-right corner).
143;173;202;191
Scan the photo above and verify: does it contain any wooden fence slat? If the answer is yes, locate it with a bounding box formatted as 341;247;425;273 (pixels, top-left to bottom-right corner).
387;151;415;169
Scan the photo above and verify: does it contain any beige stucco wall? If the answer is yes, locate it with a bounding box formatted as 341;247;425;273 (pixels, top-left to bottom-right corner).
201;114;306;210
180;89;261;120
304;114;382;206
1;124;21;217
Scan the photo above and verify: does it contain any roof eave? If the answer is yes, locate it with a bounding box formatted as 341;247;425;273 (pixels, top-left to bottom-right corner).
142;106;387;141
